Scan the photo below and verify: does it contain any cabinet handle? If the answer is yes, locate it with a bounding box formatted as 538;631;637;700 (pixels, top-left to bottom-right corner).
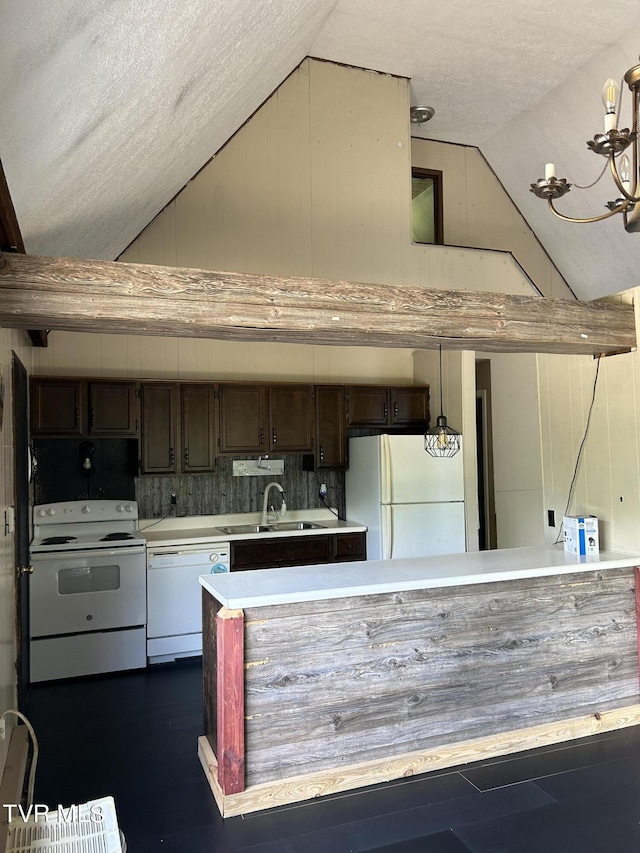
394;403;398;419
184;448;189;464
272;428;277;446
75;407;80;426
169;447;175;466
259;427;264;446
319;445;324;462
383;402;388;420
89;408;95;428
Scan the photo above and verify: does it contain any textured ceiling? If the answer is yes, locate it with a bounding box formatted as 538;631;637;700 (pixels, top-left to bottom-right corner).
2;0;640;300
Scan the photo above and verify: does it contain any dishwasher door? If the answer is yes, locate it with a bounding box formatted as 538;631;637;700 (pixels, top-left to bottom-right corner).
147;544;230;663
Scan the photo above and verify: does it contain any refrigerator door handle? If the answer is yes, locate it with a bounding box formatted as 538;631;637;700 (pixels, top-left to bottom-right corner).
381;434;392;504
382;504;393;560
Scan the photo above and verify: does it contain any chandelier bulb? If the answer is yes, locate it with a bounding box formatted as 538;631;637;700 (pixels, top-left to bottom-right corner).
603;77;619;131
620;153;632;193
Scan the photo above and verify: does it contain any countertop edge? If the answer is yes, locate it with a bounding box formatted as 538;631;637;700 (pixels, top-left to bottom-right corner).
199;546;640;609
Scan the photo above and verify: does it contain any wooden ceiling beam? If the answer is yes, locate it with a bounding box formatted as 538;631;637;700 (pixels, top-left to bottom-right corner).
0;252;635;356
0;159;48;346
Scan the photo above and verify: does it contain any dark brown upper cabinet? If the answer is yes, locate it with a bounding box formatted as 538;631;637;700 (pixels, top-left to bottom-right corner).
314;385;347;469
268;385;314;453
140;383;178;474
218;383;314;455
31;378;138;437
181;384;216;473
88;381;137;436
347;385;429;428
140;382;216;475
31;378;84;436
218;384;267;455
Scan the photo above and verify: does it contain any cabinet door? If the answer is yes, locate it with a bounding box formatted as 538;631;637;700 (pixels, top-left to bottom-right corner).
347;386;389;426
88;381;138;436
31;379;83;436
390;387;430;426
141;384;178;474
315;385;347;469
181;384;216;473
333;532;367;561
219;384;267;454
269;385;314;452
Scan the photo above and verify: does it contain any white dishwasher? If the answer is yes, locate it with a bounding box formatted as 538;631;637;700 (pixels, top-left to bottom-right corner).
147;542;230;664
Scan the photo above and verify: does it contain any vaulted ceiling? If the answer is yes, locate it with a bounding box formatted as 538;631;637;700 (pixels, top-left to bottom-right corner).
2;0;640;301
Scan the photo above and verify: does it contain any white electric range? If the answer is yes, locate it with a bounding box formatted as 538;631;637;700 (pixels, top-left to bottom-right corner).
29;500;147;682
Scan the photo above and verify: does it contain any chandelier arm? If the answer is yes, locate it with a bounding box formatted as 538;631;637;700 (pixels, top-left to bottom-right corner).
547;197;631;224
609;154;640;203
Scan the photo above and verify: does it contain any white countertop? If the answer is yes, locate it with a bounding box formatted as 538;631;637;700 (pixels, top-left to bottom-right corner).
199;545;640;609
139;508;366;548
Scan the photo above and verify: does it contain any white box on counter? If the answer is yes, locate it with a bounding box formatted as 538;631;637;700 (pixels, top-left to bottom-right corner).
563;515;599;555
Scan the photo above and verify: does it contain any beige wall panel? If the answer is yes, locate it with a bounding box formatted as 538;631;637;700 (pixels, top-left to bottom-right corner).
411;138;570;299
536;355;557;545
495;489;545;548
580;360;613;546
604;352;639;551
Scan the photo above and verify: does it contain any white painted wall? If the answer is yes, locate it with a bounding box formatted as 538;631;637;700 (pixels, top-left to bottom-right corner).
0;329;32;777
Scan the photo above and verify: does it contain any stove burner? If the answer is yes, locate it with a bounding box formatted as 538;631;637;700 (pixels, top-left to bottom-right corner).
41;536;78;545
100;532;136;542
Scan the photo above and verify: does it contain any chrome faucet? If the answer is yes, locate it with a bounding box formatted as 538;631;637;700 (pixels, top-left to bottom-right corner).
262;481;286;525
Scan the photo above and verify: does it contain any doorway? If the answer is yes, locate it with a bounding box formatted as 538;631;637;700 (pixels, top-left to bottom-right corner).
13;352;30;704
475;360;496;550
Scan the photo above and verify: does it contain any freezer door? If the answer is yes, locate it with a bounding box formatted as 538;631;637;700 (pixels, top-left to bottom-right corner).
389;502;466;559
384;434;464;504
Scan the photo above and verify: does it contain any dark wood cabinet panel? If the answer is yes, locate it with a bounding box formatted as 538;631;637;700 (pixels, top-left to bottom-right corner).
88;381;137;436
141;383;178;474
269;385;313;452
182;384;216;473
347;385;430;427
347;386;389;426
333;531;367;561
31;379;83;436
389;386;429;425
231;531;366;571
218;384;267;454
231;535;332;571
315;385;347;469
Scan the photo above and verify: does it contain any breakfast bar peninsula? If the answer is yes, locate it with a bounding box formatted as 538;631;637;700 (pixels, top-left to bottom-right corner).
198;546;640;816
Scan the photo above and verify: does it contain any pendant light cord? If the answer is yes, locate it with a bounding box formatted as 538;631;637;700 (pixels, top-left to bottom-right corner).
438;344;444;417
554;357;601;544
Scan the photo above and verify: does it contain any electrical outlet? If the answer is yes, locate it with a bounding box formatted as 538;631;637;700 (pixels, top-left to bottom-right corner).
548;509;556;527
170;493;177;506
0;717;5;741
319;483;327;499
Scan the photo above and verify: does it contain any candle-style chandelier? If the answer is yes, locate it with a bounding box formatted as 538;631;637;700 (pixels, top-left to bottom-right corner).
530;57;640;232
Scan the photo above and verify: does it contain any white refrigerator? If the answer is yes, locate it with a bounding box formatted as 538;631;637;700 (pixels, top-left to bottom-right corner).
345;434;466;560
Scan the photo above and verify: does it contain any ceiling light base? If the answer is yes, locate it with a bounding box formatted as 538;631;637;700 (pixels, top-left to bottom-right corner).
410;105;435;124
624;63;640;90
587;129;635;157
530;177;572;200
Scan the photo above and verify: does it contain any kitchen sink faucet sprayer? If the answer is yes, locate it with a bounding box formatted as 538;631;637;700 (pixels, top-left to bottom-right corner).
262;482;286;525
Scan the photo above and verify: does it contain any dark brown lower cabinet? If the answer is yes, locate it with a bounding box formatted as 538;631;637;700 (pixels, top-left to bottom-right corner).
231;531;366;571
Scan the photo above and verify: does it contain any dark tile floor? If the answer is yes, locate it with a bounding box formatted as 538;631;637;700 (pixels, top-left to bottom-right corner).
23;660;640;852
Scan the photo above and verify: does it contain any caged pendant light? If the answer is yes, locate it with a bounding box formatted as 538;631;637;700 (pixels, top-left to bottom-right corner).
424;346;461;458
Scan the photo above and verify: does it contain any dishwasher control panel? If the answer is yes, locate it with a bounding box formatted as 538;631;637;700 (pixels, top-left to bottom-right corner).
147;543;230;573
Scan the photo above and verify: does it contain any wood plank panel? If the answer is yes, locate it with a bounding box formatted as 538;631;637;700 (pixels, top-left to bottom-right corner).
199;703;640;817
241;568;638;784
215;607;245;795
0;252;635;355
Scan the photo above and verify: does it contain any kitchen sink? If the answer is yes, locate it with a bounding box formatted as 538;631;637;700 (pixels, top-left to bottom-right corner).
216;521;326;535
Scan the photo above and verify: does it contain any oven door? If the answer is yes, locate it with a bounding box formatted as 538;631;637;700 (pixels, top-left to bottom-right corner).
30;546;146;638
